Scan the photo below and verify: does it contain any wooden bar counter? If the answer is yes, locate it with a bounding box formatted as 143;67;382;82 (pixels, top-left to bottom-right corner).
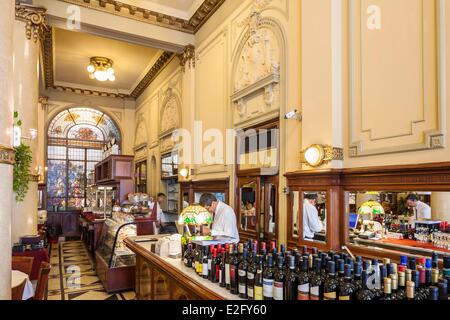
124;237;243;300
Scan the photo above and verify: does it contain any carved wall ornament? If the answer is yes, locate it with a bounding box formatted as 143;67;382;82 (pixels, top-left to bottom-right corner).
237;99;247;117
39;96;49;110
15;3;48;43
160;95;180;136
0;145;16;165
178;44;196;71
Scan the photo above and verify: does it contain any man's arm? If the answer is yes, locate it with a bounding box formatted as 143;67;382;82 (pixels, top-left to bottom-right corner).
211;211;237;238
308;210;323;233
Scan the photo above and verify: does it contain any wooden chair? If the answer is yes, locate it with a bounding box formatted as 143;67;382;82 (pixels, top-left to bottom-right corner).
11;279;26;300
12;256;34;276
33;262;51;300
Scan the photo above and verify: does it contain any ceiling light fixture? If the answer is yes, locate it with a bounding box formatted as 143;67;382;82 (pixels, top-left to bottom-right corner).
87;56;116;82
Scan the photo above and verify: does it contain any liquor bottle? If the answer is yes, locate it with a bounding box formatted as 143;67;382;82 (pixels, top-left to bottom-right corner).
431;269;440;286
336;259;345;289
238;247;249;299
356;270;374;301
273;256;285;300
297;257;310;300
353;262;363;295
406;280;415;300
270;241;276;254
390;273;399;300
411;270;424;300
339;264;355;300
439;282;448;300
408;257;416;271
207;244;214;281
230;245;239;295
323;261;338;300
263;254;275;300
225;244;233;290
183;244;193;268
301;245;308;255
400;255;408;268
309;258;323;300
202;246;209;279
254;255;264;300
380;277;393;300
280;244;286;258
247;254;257;300
260;242;267;256
429;286;439;300
294;253;302;275
308;253;314;270
285;255;298;300
212;248;221;283
219;248;227;287
363;260;371;272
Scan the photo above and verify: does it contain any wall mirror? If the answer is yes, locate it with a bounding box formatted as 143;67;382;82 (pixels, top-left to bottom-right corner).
302;191;327;243
240;181;258;231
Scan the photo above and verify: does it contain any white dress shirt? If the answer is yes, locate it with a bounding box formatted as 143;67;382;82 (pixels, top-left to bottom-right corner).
211;201;240;243
303;199;323;239
414;201;431;220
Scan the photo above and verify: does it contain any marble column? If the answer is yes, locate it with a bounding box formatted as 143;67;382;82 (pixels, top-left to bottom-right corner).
0;1;15;301
12;4;47;243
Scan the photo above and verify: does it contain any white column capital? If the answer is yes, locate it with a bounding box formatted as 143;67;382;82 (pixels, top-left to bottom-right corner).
15;2;48;43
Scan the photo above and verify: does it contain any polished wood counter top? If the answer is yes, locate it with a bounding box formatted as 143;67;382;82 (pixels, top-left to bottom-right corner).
124;237;244;300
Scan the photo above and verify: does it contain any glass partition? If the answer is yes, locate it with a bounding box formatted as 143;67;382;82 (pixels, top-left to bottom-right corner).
240;181;258;231
302;191;327;243
346;191;450;255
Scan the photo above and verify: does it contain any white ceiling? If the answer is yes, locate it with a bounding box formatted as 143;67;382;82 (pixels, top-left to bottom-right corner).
119;0;203;20
53;28;163;94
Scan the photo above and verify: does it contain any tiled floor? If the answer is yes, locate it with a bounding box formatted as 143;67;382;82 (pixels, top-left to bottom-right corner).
47;241;135;300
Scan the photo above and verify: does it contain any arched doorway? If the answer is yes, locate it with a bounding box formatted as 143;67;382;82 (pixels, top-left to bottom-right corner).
46;107;121;210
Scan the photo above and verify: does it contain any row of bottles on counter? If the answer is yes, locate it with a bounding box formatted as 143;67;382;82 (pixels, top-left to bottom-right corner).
182;239;450;300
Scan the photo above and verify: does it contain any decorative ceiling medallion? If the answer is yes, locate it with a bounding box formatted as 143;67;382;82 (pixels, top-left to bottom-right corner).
0;145;16;165
57;0;225;34
15;3;49;43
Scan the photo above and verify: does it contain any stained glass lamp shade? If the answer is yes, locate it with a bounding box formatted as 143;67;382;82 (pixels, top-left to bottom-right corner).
358;200;385;220
178;205;213;226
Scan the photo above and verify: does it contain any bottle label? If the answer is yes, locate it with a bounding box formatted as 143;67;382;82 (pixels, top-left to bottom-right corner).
263;278;274;298
219;268;223;283
239;270;246;277
208;259;212;270
183;258;188;265
339;296;350;300
247;273;255;280
239;283;246;294
225;264;231;284
323;291;336;300
248;287;254;298
310;286;320;300
297;283;310;300
202;263;208;276
254;286;263;300
273;281;284;300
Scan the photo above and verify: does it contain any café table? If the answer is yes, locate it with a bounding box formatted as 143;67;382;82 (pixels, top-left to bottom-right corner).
12;270;34;300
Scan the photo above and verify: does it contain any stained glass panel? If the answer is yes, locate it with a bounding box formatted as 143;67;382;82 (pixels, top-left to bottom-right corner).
68;148;85;161
68;161;85;197
68;125;103;141
47;146;67;160
47;160;67;198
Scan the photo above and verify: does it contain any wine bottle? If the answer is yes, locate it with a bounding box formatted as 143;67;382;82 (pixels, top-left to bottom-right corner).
390;273;399;300
337;259;345;289
353;262;363;296
309;258;323;300
193;244;200;273
207;244;214;281
339;264;355;300
247;254;257;300
297;257;310;300
323;261;338;300
183;244;193;268
285;255;297;300
238;247;249;299
263;254;275;300
212;248;221;283
273;256;285;300
230;245;239;295
202;246;209;279
380;277;392;300
219;248;227;287
408;257;416;271
397;271;406;300
225;244;233;290
432;252;439;269
406;280;415;300
254;255;264;300
429;286;439;300
356;270;374;301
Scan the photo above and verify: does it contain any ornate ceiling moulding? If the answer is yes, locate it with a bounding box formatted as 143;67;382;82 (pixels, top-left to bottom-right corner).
129;51;175;100
15;2;49;43
57;0;225;34
49;85;129;99
0;145;16;165
189;0;225;33
42;28;54;89
178;44;195;71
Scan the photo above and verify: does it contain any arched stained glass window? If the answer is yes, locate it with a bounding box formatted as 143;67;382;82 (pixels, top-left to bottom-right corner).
46;108;121;210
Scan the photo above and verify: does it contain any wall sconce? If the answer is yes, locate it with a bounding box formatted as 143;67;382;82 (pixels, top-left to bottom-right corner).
179;167;190;179
21;128;38;141
300;144;343;167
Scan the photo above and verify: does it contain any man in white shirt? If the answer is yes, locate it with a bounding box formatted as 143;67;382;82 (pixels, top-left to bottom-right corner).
303;193;324;240
199;193;239;243
153;193;178;234
405;194;431;220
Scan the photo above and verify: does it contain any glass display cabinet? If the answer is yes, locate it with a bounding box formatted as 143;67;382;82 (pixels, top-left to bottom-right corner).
95;214;137;293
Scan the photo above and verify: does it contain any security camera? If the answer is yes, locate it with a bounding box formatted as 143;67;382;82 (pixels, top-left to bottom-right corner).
284;109;302;121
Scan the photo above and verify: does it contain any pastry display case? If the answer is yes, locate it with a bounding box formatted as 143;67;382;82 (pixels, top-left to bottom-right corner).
95;214;137;293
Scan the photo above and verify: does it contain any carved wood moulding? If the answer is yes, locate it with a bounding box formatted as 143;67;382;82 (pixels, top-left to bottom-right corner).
57;0;225;34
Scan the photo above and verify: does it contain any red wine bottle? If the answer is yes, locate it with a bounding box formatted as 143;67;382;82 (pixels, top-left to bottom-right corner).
247;253;257;300
263;254;275;300
254;255;264;300
225;244;233;290
323;261;338;300
309;258;323;300
273;256;285;300
238;248;249;299
212;248;220;283
219;248;227;287
230;245;239;294
285;255;298;300
297;257;310;300
339;264;355;300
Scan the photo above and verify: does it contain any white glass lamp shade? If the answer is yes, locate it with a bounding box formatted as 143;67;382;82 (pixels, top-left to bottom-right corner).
304;145;325;167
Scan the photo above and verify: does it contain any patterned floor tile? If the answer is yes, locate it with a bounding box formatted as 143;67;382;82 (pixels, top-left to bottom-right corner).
66;289;120;301
119;291;136;300
48;277;62;291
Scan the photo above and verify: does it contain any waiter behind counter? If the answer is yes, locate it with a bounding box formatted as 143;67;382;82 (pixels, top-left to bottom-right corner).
303;193;326;241
199;193;240;243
